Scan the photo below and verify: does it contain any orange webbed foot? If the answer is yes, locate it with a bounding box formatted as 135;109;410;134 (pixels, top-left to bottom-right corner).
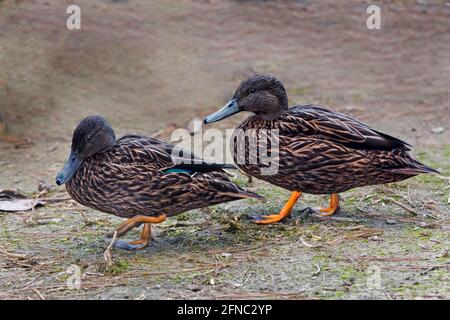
254;214;287;224
109;215;166;250
316;194;340;217
114;223;152;250
253;191;302;225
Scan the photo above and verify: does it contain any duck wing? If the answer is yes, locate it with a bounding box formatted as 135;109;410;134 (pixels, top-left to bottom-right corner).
116;135;236;173
114;135;262;200
287;105;410;151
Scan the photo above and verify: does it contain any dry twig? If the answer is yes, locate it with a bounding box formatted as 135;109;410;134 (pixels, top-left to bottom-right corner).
32;288;45;300
0;245;27;260
104;231;117;266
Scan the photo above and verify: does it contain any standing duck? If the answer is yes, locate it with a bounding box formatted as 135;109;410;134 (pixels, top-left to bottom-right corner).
204;75;438;224
56;116;262;249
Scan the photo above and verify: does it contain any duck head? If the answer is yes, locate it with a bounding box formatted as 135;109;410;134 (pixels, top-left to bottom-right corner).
56;115;115;185
204;75;288;124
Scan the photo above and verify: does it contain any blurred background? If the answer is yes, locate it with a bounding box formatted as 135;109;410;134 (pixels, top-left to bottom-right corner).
1;0;449;192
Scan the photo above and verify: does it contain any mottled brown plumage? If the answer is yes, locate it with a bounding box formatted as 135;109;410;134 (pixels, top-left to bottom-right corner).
66;134;260;218
204;75;438;224
56;116;261;249
232;104;436;194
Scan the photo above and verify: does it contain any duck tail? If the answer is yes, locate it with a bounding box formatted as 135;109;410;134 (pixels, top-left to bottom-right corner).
201;171;264;200
390;158;440;175
235;187;264;199
222;188;264;200
219;180;264;199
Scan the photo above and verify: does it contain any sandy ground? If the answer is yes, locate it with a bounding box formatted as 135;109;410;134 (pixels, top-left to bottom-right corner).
0;0;449;299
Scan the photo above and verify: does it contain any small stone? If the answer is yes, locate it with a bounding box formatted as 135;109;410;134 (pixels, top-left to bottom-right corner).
221;252;232;258
430;127;444;134
209;277;215;285
386;219;397;225
368;235;382;241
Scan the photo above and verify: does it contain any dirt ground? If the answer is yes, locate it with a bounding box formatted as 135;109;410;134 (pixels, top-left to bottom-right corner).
0;0;449;299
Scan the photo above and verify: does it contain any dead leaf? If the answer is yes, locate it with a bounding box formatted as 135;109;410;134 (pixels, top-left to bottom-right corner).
0;190;27;200
0;190;44;212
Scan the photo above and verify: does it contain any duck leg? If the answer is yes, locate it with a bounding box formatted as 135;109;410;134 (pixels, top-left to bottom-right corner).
108;214;166;250
317;194;340;216
254;191;302;224
114;223;152;250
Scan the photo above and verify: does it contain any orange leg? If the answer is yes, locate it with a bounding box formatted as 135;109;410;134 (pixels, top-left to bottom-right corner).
317;194;339;216
254;191;302;224
118;223;152;249
109;214;166;237
110;215;166;250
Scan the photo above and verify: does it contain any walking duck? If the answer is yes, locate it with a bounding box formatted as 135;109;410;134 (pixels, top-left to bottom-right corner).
56;116;261;249
204;75;438;224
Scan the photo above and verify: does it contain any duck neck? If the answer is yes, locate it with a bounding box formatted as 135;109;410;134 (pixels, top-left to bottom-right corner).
256;94;289;120
254;107;288;121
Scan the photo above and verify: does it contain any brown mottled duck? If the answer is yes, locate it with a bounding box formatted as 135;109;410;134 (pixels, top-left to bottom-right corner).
204;75;438;224
56;116;261;249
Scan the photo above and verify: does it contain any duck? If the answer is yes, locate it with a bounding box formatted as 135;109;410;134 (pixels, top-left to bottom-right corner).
56;115;262;249
203;75;438;224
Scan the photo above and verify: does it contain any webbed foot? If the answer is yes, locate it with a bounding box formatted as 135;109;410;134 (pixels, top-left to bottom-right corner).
253;191;302;225
113;239;149;250
315;194;340;216
107;215;166;250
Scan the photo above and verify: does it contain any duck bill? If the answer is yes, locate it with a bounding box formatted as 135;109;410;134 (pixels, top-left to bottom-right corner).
56;151;82;185
204;99;240;124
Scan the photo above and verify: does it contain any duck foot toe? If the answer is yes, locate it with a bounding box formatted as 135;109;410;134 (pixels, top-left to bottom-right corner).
313;207;340;217
313;194;340;216
251;214;287;224
113;239;149;250
250;191;302;225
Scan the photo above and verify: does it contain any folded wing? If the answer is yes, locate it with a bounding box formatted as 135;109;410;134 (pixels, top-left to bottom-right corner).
289;105;410;151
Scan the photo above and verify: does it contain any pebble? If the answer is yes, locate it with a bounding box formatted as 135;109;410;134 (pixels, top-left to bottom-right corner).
430;127;444;134
368;235;382;241
386;219;397;225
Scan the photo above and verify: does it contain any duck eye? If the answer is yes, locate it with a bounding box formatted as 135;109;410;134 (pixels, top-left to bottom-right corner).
86;136;92;141
248;88;256;95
